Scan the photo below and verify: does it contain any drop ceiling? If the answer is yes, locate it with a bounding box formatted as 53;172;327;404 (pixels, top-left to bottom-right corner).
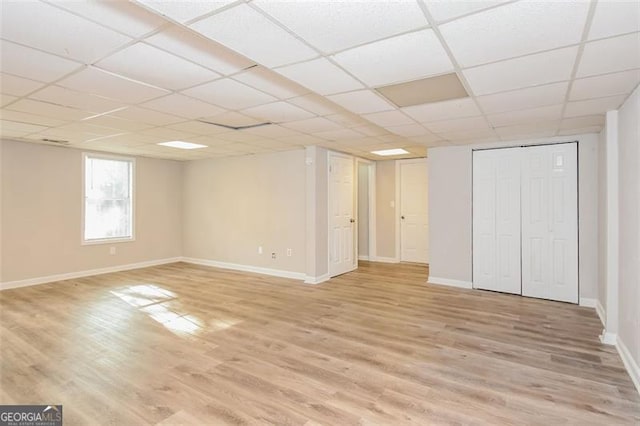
0;0;638;161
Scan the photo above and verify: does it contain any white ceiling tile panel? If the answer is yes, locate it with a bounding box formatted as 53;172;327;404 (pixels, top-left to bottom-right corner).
0;73;45;96
477;82;569;114
275;58;364;95
190;4;317;68
0;119;49;135
30;85;125;114
332;29;453;86
57;67;170;103
141;94;226;119
363;110;415;127
145;26;254;75
232;67;308;99
408;133;446;145
54;122;127;137
560;115;606;129
558;126;603;136
81;114;155;132
138;126;201;141
386;124;433;137
242;101;315;123
440;0;588;67
97;43;219;90
402;97;481;123
203;111;265;127
282;117;342;133
493;121;560;139
327;90;395;114
424;0;510;23
564;95;628;118
0;94;18;107
438;128;499;142
588;1;640;40
487;104;563;127
426;116;490;133
133;0;237;23
1;1;131;63
109;106;186;126
288;94;340;116
352;125;388;136
313;128;364;141
570;70;640;101
55;0;166;37
0;40;82;83
253;0;428;54
577;33;640;78
276;134;325;146
182;78;276;110
242;124;301;138
7;99;92;121
166;120;231;135
464;46;578;95
325;113;367;128
0;109;69;127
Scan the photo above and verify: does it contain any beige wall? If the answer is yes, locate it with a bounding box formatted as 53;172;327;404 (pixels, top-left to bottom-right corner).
598;125;608;310
428;134;600;300
617;86;639;368
375;160;396;259
183;148;306;274
1;139;183;283
357;162;369;257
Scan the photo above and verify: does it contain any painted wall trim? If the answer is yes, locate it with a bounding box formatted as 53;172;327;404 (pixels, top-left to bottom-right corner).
358;255;370;261
182;257;306;281
601;332;617;345
304;273;331;285
428;277;473;289
617;337;640;395
579;298;597;308
0;257;183;291
371;256;400;264
596;299;606;328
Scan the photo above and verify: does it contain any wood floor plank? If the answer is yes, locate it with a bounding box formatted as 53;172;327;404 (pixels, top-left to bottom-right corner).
1;261;638;425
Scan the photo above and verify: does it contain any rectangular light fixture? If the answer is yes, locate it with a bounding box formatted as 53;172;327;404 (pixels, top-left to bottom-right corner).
158;141;207;150
371;148;409;156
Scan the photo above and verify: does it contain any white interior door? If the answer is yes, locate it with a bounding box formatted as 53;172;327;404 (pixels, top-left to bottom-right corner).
521;143;578;303
329;153;355;277
400;159;429;263
473;148;522;294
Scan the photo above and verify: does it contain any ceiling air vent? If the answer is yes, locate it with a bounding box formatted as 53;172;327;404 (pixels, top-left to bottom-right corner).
375;73;469;108
197;120;273;131
41;138;69;145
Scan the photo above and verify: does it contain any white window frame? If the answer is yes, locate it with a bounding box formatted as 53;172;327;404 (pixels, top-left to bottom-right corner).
81;152;135;245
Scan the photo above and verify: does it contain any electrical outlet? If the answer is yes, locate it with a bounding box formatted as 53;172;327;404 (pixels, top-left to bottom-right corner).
109;246;116;255
271;252;276;259
258;246;263;254
287;248;292;257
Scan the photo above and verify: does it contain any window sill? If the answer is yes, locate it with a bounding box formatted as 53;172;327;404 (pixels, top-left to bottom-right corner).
82;237;135;246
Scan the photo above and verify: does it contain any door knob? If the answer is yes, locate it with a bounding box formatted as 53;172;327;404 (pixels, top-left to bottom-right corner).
350;218;355;223
401;216;405;220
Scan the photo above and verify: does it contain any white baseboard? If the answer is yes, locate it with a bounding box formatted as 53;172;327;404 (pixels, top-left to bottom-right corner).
304;273;331;285
358;255;370;261
595;299;606;327
182;257;305;281
371;256;400;264
579;297;597;308
428;276;473;289
0;257;183;291
616;337;640;395
600;331;617;345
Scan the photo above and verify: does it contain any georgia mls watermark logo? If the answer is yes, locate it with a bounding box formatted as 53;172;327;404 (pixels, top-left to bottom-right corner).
0;405;62;426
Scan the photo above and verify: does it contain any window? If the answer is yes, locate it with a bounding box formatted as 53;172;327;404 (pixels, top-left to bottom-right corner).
83;154;134;243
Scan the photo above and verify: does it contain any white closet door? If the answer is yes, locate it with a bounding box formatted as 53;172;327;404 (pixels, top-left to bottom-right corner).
400;159;429;263
329;153;356;277
521;143;578;303
473;148;522;294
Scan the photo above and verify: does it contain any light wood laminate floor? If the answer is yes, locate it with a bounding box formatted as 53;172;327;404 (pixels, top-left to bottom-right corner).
1;261;639;425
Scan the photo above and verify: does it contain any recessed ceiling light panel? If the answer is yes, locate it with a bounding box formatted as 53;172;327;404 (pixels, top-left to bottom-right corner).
158;141;207;150
376;73;468;108
371;148;409;156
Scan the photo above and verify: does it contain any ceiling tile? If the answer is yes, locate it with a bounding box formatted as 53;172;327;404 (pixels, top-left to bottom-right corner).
577;33;640;78
558;126;603;136
141;94;225;119
1;1;131;63
328;90;394;114
487;104;563;127
54;122;126;138
232;67;308;99
190;4;317;68
133;0;236;23
440;1;588;67
97;43;219;90
288;94;340;116
30;85;125;114
182;78;276;110
570;70;640;101
242;101;315;123
57;67;170;103
560;115;606;130
386;124;433;137
282;117;342;133
477;82;569;114
277;134;325;146
437;128;498;142
402;97;480;123
0;94;18;107
7;99;91;121
81;114;155;132
0;73;45;96
166;120;231;135
55;0;165;37
564;95;628;118
202;111;265;128
253;0;427;54
313;128;364;141
332;29;453;86
325;113;367;128
426;116;490;133
275;58;364;95
0;40;82;83
145;26;254;75
0;109;68;127
109;106;186;126
0;119;48;135
588;1;640;40
352;125;387;136
363;110;415;127
464;46;578;95
242;124;301;138
408;134;446;145
494;121;560;139
424;0;509;23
